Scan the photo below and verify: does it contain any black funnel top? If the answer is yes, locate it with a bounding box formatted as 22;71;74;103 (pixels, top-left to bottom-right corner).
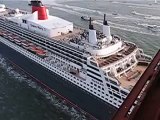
89;17;94;30
103;14;108;25
31;0;43;7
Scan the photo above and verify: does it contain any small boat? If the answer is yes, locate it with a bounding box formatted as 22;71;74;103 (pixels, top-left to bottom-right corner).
81;16;93;21
112;12;118;16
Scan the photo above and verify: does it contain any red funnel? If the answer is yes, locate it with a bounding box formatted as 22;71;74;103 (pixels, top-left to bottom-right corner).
32;6;48;20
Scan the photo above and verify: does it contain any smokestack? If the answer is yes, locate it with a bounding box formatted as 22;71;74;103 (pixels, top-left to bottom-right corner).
103;14;112;41
89;17;97;45
31;0;48;20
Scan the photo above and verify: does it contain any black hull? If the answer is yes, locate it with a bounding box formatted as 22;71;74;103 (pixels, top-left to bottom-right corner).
0;41;116;120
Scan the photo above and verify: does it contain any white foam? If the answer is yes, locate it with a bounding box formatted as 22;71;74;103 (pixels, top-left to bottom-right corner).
52;3;112;16
94;20;160;36
0;54;87;120
145;16;160;20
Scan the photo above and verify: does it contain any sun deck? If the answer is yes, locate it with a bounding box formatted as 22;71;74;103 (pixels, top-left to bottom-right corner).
98;42;137;68
117;65;147;90
52;27;107;44
52;27;84;42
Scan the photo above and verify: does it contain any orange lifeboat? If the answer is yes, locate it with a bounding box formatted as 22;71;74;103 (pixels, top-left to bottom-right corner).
36;49;46;57
30;46;37;52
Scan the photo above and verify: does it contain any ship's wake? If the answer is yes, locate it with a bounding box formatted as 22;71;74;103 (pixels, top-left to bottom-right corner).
0;55;87;120
49;3;160;37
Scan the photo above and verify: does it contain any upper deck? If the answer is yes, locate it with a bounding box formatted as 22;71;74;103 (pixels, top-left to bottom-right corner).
117;64;148;90
97;42;137;68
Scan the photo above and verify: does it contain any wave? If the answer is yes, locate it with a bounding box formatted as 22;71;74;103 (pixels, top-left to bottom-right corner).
112;1;159;8
131;11;151;17
131;11;160;21
52;5;160;37
94;20;160;36
51;3;160;26
145;16;160;20
51;3;112;16
0;55;87;120
128;5;160;11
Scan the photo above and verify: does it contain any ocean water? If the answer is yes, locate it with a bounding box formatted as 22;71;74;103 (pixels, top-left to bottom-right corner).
0;0;160;120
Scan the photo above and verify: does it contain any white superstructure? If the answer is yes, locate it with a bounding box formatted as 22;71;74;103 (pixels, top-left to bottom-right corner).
0;1;152;109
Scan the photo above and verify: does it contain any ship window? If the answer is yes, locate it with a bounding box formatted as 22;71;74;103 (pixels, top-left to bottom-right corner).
87;65;99;71
114;103;117;105
108;80;118;85
87;74;103;82
90;61;97;66
109;91;112;94
121;90;128;95
113;93;121;99
122;97;125;100
106;84;110;87
98;86;101;88
94;84;97;86
111;86;119;92
22;19;27;24
87;69;101;77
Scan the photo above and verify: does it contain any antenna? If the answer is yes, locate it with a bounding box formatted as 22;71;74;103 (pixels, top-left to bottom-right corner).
103;14;108;25
89;17;94;29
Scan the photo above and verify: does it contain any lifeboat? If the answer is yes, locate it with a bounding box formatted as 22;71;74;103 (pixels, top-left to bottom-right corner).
29;46;37;52
8;34;17;41
36;49;46;57
14;38;21;45
21;41;30;49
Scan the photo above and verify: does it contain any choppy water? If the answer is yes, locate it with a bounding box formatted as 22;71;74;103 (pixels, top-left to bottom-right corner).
0;0;160;120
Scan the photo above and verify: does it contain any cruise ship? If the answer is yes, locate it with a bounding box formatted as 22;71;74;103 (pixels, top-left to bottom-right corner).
0;1;152;119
